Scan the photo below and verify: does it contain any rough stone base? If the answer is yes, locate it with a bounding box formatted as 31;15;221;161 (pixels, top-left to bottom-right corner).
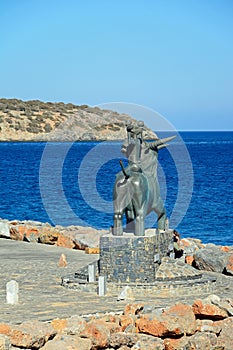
99;230;173;283
61;272;217;298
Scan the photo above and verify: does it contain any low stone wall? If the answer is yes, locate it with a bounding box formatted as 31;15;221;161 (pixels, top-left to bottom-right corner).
61;272;217;297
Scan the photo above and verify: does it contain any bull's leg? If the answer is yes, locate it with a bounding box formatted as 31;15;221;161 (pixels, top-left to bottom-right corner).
125;208;135;232
135;209;145;236
155;198;167;231
131;176;147;236
157;211;166;230
113;178;128;236
112;210;124;236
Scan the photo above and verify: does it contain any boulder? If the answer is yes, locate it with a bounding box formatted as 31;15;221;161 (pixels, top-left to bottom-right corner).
57;225;107;249
99;313;120;325
22;226;40;242
192;296;229;320
155;257;202;280
164;336;190;350
133;334;165;350
196;319;222;334
163;303;197;335
0;324;11;336
56;235;76;249
185;255;194;265
40;334;92;350
0;334;10;350
187;331;218;349
9;320;56;349
120;315;136;332
215;317;233;349
123;304;144;316
109;332;138;348
209;296;233;316
63;315;87;336
50;318;68;333
165;331;218;350
79;320;110;348
85;247;100;254
225;253;233;275
193;247;228;273
0;221;10;239
220;245;231;252
74;229;107;249
120;304;142;332
136;303;196;337
38;227;59;245
100;321;121;335
9;226;26;241
180;237;203;255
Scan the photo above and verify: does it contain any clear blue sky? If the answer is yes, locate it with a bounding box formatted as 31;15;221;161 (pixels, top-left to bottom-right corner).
1;0;233;130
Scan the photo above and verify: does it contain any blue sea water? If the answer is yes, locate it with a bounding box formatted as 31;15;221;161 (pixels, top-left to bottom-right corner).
0;131;232;246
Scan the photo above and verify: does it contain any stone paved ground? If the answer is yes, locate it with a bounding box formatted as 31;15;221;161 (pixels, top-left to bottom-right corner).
0;238;232;325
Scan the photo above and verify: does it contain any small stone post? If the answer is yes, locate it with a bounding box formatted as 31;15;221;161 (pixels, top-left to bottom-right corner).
170;252;175;259
88;263;96;283
98;276;106;296
168;242;175;259
6;280;19;304
58;253;67;267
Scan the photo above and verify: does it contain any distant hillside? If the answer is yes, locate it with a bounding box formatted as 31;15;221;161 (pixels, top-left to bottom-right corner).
0;98;156;141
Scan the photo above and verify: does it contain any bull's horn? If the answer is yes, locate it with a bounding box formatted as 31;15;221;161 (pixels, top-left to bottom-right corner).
158;135;176;144
151;135;176;147
157;143;169;150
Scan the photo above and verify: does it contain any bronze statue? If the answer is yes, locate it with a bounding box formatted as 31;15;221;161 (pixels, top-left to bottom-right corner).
112;121;175;236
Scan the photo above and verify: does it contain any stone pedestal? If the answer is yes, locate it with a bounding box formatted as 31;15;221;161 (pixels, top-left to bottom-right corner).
99;230;173;283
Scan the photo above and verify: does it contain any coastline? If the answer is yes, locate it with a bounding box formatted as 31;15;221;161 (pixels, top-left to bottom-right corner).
1;217;232;267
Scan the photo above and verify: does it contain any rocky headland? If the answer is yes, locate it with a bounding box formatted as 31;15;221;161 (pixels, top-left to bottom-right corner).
0;218;233;349
0;98;156;142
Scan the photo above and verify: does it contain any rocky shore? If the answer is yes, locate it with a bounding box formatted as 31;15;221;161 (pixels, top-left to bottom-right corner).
1;218;232;276
0;294;233;349
0;218;106;252
0;218;233;349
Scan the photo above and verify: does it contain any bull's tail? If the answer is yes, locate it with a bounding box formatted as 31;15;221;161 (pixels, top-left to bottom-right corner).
119;160;130;180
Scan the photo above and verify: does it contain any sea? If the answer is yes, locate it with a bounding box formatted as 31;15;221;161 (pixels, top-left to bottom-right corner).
0;131;232;246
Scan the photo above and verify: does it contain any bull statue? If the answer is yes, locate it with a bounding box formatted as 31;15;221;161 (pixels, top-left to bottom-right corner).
112;121;175;236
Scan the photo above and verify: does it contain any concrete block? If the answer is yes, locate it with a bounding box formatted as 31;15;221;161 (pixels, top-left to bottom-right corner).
6;280;19;304
98;276;106;296
88;263;96;283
